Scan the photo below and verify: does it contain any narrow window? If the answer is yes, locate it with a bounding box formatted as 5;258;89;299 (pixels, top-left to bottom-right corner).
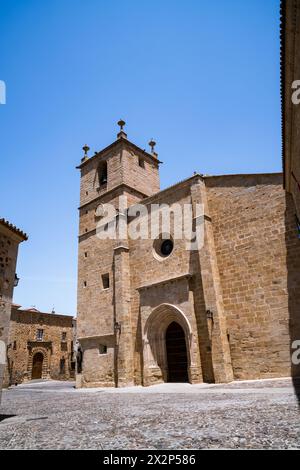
60;358;66;374
138;157;145;168
13;341;17;350
61;332;67;342
99;344;107;355
36;329;44;341
296;215;300;239
83;281;87;288
84;252;88;258
102;273;110;289
98;161;108;186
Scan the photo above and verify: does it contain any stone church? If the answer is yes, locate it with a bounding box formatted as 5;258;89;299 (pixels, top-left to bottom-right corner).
76;122;300;388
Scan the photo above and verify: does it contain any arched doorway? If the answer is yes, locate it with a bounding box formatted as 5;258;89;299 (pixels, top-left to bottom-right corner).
166;322;188;382
32;352;44;379
143;304;195;385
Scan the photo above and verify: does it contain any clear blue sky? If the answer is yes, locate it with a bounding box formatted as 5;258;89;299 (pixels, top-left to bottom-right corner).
0;0;281;316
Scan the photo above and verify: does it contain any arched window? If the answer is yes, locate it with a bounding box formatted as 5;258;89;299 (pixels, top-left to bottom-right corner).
98;161;107;186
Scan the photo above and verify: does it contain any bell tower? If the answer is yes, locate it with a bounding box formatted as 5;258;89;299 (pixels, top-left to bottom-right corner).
76;122;161;388
77;120;161;212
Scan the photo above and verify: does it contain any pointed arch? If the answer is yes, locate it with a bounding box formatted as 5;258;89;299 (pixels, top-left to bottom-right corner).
143;304;193;384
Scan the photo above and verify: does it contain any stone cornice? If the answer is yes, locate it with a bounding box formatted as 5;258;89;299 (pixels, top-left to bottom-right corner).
27;341;52;348
76;136;162;170
137;273;192;291
78;183;149;211
77;334;114;342
114;245;129;253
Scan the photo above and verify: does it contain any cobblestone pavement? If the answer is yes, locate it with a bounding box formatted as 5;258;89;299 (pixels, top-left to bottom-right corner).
0;378;299;450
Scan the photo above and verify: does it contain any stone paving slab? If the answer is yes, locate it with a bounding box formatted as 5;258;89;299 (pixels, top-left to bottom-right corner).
0;379;299;450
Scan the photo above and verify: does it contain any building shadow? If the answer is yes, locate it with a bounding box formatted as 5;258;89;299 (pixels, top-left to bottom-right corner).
0;414;16;423
286;193;300;405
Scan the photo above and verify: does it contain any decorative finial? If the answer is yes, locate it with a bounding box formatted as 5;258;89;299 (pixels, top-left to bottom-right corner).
82;144;90;156
117;119;127;139
118;119;126;130
81;144;90;162
149;138;157;155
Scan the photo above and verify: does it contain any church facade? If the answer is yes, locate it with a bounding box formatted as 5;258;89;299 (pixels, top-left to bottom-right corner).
76;123;300;388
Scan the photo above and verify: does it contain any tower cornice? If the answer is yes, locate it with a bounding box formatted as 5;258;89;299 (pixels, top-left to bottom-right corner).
76;136;162;170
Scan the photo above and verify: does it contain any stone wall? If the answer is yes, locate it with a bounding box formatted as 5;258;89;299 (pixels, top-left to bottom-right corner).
282;0;300;220
206;173;300;380
0;221;26;401
3;307;75;387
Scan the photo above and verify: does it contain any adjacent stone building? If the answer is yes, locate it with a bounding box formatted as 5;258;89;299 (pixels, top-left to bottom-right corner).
3;305;76;387
281;0;300;396
0;219;27;402
281;0;300;220
76;123;300;388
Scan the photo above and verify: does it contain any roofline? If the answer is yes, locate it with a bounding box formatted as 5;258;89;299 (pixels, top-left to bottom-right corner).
12;305;74;321
138;172;282;206
0;218;28;241
203;172;282;178
76;136;162;170
139;174;204;205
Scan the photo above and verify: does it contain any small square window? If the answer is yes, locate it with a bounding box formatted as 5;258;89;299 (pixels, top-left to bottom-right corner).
99;344;107;355
102;274;110;289
36;329;44;341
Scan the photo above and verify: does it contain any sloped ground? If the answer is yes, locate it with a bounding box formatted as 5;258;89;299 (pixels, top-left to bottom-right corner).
0;378;299;450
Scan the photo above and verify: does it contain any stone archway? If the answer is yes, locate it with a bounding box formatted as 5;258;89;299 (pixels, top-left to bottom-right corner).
143;304;194;385
26;344;51;382
32;352;44;379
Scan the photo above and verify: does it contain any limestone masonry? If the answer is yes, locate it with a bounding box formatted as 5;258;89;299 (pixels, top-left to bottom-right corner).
4;306;76;387
76;124;300;388
282;0;300;220
0;219;27;401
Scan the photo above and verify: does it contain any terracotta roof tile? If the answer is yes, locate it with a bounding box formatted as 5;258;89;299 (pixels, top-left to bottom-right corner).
0;218;28;241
